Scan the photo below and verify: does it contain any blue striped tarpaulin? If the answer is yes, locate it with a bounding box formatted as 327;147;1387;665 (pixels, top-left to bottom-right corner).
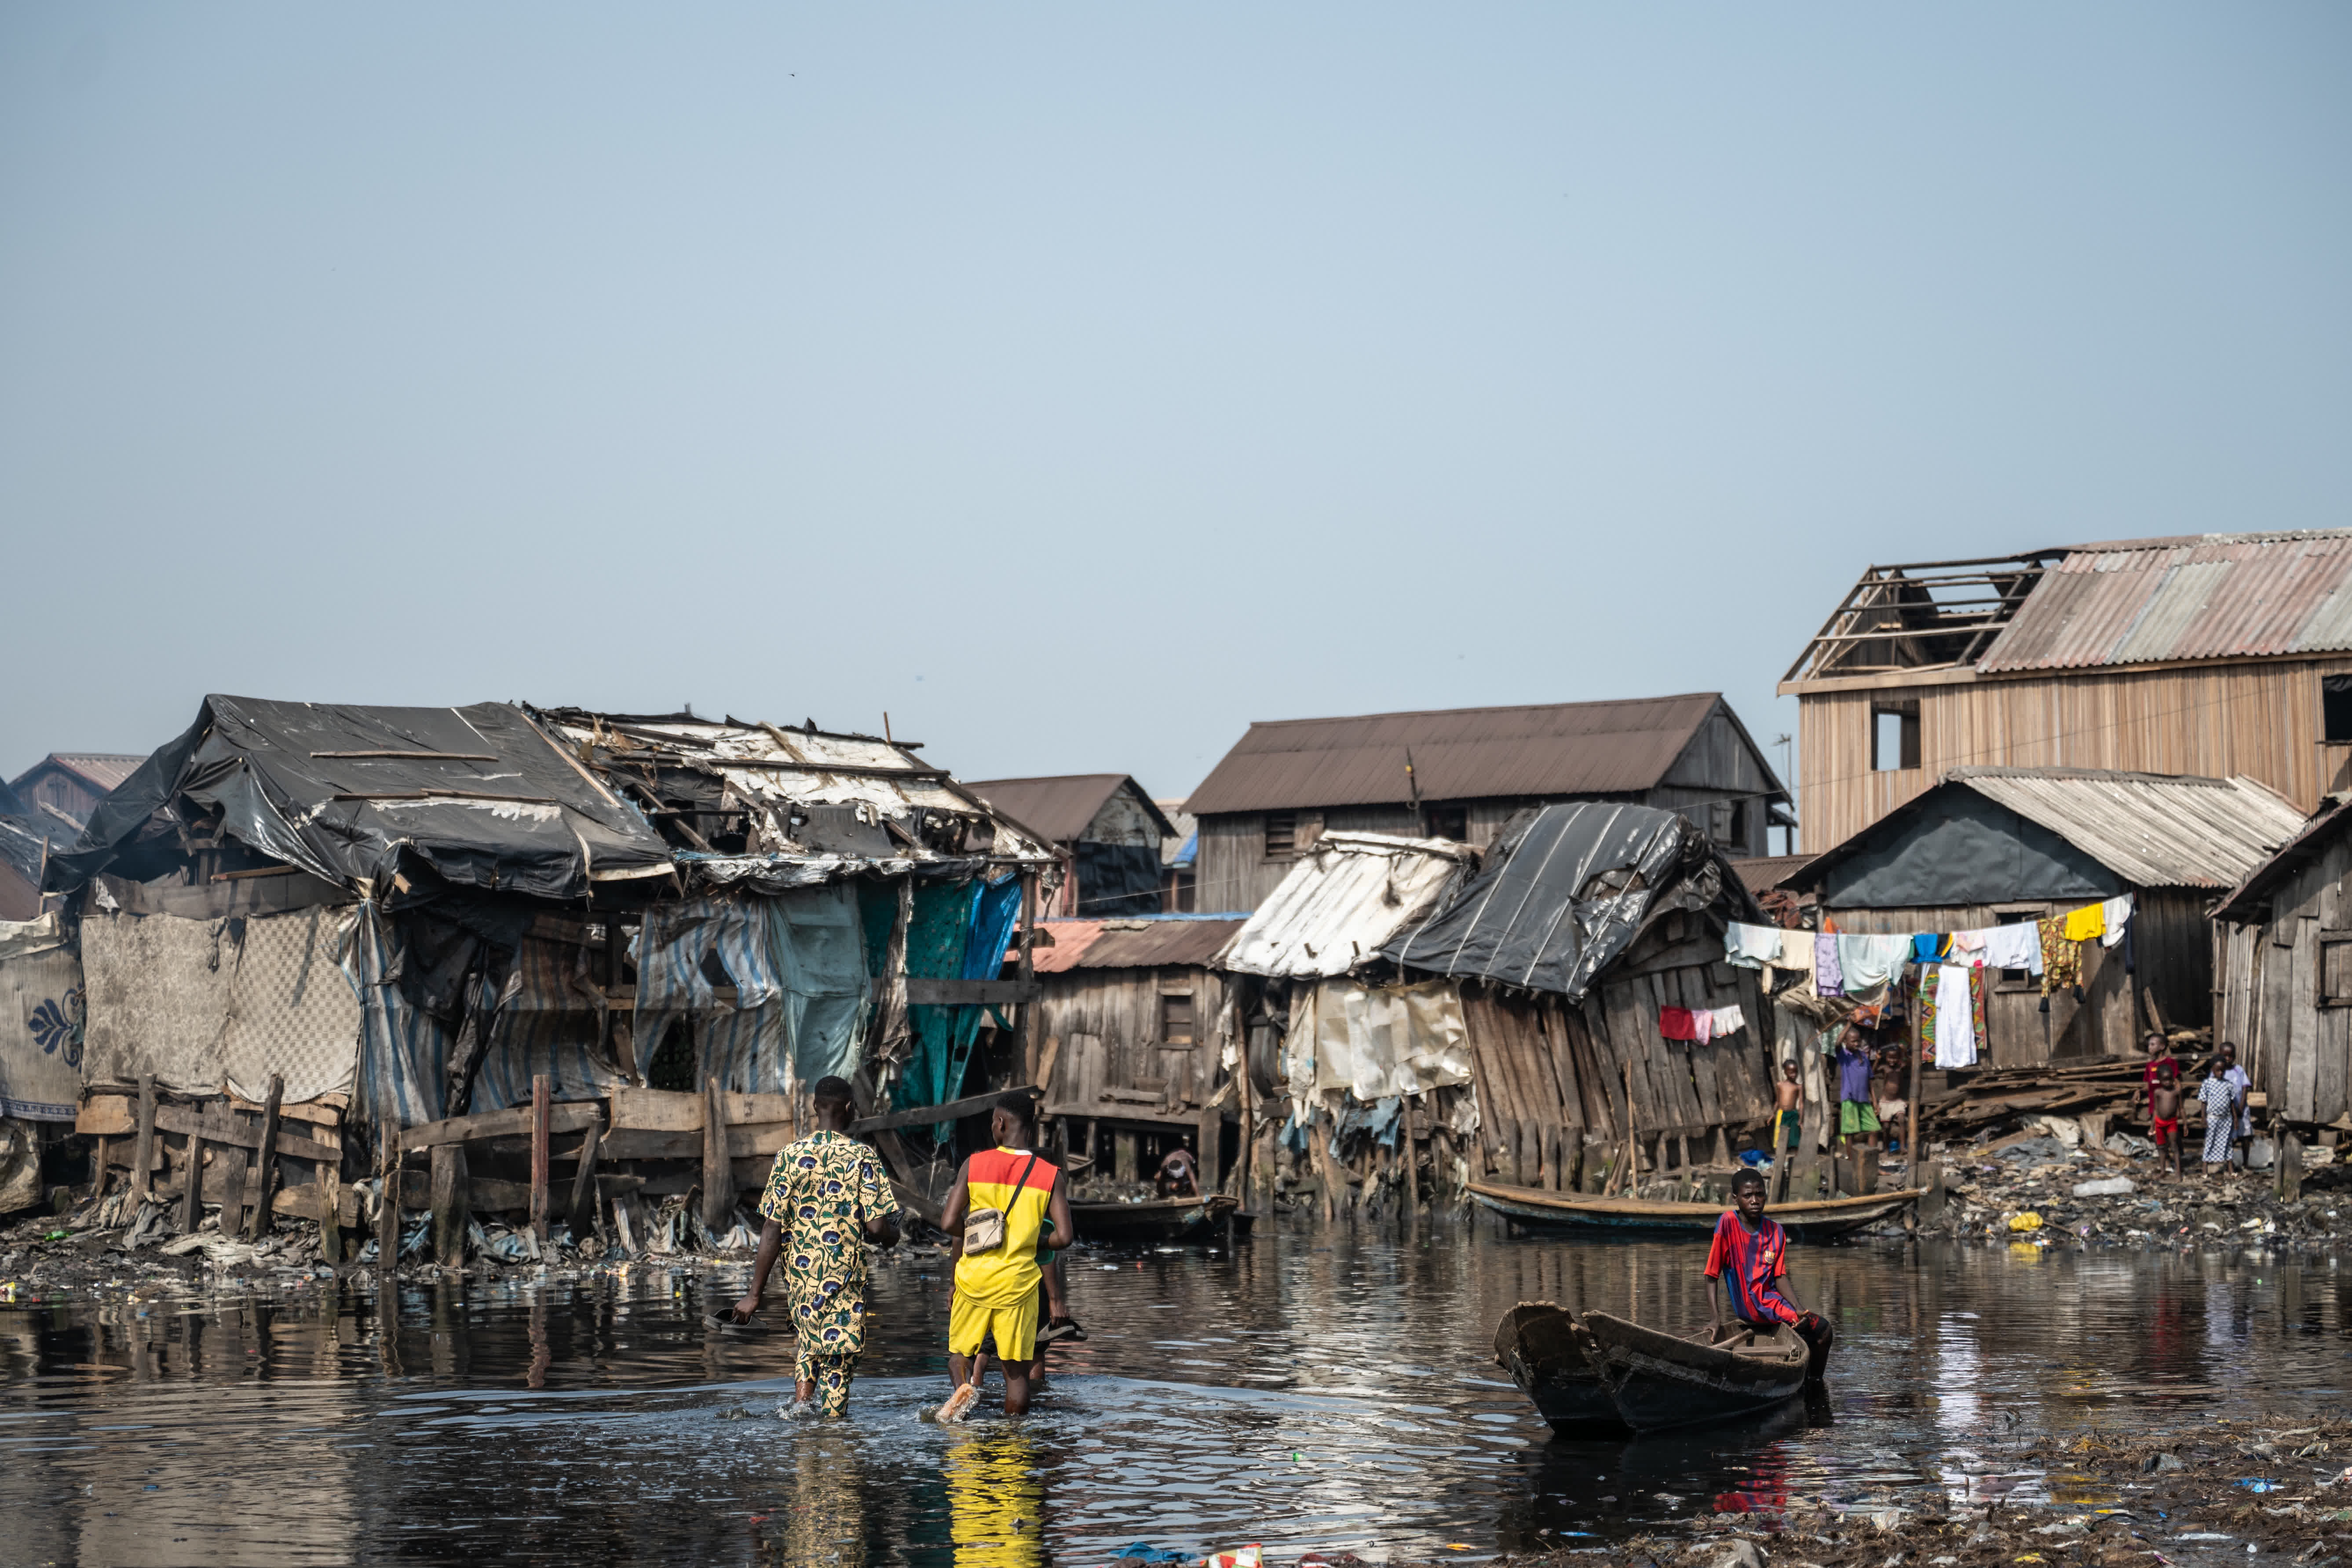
343;902;450;1130
469;936;631;1111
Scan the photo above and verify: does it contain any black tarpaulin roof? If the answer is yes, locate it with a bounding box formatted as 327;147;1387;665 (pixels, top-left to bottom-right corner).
47;696;672;901
1379;800;1761;1000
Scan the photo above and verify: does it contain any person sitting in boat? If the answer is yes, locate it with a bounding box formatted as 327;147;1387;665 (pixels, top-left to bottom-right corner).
1705;1167;1834;1378
1155;1144;1203;1199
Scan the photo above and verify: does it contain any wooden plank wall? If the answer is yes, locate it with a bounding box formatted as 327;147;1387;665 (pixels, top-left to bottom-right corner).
1034;965;1238;1126
1455;926;1775;1187
1795;655;2352;853
2217;836;2352;1126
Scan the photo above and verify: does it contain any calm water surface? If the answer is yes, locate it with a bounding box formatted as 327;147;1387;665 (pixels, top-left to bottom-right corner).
3;1218;2350;1566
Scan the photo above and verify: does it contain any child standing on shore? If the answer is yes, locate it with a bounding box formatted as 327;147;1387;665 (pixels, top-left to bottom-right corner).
2149;1061;2182;1179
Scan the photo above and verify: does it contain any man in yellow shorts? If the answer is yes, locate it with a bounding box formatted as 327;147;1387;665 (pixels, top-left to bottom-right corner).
939;1092;1074;1416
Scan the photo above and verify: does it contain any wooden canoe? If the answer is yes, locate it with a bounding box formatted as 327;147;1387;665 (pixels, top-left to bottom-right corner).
1581;1310;1810;1433
1468;1181;1922;1242
1492;1302;1628;1437
1069;1193;1251;1243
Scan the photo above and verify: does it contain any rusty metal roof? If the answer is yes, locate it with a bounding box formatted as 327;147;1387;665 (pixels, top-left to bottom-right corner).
1185;694;1760;815
1728;854;1814;895
11;753;146;794
2212;794;2352;922
1030;916;1244;973
963;775;1176;845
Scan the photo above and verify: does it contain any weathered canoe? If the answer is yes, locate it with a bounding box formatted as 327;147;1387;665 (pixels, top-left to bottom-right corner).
1468;1181;1921;1242
1492;1301;1628;1437
1070;1193;1251;1244
1582;1310;1810;1433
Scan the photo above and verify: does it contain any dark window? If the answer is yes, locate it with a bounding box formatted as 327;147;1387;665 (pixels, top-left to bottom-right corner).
1264;812;1298;859
2326;676;2352;744
1872;701;1921;771
1159;992;1196;1044
1425;805;1468;841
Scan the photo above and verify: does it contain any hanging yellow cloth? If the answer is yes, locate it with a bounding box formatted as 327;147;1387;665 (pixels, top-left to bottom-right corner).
2062;903;2106;943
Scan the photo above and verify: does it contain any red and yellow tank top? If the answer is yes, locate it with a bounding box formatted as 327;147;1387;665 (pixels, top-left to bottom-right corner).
953;1147;1056;1307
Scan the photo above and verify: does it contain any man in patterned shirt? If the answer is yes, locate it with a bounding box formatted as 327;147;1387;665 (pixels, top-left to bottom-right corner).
732;1075;900;1416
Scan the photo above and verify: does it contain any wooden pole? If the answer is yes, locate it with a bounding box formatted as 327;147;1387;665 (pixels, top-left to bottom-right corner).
320;1162;342;1265
377;1125;400;1278
91;1136;110;1202
130;1074;157;1206
1403;1097;1422;1209
530;1073;552;1244
1237;1032;1256;1198
1622;1061;1636;1194
1907;973;1924;1169
248;1074;284;1240
567;1115;603;1237
1012;867;1037;1068
701;1076;732;1234
179;1128;204;1235
430;1143;469;1266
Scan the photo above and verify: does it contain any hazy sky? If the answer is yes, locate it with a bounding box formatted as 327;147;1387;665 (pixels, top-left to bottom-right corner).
4;6;2347;815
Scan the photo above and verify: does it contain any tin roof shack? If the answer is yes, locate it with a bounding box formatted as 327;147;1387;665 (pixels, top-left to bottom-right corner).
1782;530;2352;852
8;753;143;835
2211;795;2352;1129
1784;768;2304;1069
1379;802;1777;1198
1159;800;1198;913
1214;832;1481;1215
964;774;1176;917
1183;695;1791;916
1028;915;1246;1192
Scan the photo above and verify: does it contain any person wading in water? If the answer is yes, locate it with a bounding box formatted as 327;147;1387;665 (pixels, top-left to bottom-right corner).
939;1093;1075;1417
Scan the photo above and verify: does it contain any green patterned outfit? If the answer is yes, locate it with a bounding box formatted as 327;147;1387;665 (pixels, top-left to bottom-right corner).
758;1129;900;1415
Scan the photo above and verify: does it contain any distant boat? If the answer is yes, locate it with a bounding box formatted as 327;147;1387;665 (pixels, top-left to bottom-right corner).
1491;1301;1628;1437
1070;1193;1252;1244
1579;1310;1813;1433
1466;1180;1920;1242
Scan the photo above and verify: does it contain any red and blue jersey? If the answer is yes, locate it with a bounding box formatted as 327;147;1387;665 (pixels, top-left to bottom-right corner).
1705;1210;1799;1327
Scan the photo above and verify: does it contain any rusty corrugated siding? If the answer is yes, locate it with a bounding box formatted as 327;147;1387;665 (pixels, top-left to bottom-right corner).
1183;694;1720;815
1979;532;2352;672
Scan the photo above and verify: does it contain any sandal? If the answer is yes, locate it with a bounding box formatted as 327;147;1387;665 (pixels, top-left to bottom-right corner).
1041;1316;1088;1343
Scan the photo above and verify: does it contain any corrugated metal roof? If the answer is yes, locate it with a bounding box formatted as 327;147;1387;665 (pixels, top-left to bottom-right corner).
963;775;1176;845
1216;831;1478;978
1728;855;1814;895
1030;916;1243;973
11;753;146;793
2211;795;2352;922
1978;531;2352;672
1185;694;1738;816
1947;768;2305;888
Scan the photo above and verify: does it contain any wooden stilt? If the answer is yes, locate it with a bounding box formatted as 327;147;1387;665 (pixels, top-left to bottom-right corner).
701;1076;732;1233
247;1074;283;1240
180;1129;204;1235
530;1074;552;1244
567;1115;603;1236
131;1075;157;1206
431;1143;469;1266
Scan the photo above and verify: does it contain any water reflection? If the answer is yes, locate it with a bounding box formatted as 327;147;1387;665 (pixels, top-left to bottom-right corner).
0;1226;2347;1564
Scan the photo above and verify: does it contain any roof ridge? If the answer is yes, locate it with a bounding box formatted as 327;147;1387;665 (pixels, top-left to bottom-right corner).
1238;692;1720;731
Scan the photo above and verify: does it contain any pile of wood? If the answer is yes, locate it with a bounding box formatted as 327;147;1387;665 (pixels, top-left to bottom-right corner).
80;1074;358;1256
1920;1052;2188;1141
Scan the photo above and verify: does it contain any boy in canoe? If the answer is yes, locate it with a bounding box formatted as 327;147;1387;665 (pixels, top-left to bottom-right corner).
1705;1167;1834;1379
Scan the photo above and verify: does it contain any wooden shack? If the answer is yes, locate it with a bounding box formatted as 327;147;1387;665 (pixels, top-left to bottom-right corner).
2211;795;2352;1128
1785;768;2304;1066
1030;915;1246;1186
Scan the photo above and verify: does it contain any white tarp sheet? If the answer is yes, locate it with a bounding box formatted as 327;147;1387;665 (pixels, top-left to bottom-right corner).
0;914;84;1120
1283;978;1474;1104
83;904;363;1104
1220;833;1476;979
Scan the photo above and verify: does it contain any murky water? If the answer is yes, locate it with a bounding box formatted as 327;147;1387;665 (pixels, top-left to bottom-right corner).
4;1218;2351;1566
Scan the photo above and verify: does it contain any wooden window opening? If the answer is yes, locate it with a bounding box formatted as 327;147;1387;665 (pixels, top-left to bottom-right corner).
1872;701;1921;772
1159;992;1196;1045
2324;676;2352;746
1994;909;2042;990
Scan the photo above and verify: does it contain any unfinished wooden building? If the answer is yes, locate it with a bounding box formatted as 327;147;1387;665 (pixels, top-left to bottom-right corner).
1183;694;1794;914
1783;530;2352;853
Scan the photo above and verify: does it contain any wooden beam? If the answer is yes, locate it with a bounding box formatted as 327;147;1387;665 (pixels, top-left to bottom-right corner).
567;1117;603;1235
402;1100;600;1150
701;1077;732;1232
130;1075;157;1206
246;1075;283;1240
530;1074;552;1245
903;978;1042;1006
179;1128;204;1235
848;1084;1039;1137
431;1144;469;1265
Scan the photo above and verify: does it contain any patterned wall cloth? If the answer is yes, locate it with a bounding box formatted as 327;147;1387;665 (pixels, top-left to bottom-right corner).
83;904;363;1104
0;914;85;1120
